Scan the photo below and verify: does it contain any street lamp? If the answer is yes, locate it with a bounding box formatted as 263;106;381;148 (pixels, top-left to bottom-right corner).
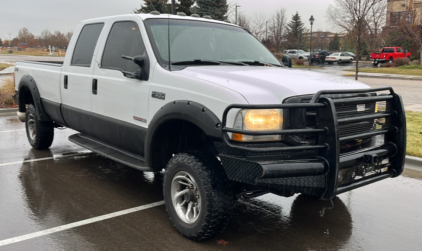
320;34;324;50
309;15;315;62
235;5;241;25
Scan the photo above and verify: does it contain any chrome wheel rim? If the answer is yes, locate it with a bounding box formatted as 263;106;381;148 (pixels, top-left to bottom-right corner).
28;113;36;140
171;171;201;224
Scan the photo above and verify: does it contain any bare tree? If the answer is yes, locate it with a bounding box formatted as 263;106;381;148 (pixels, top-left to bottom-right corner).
362;1;387;52
51;31;67;48
65;31;73;47
399;8;422;65
237;13;251;30
249;14;267;42
17;28;33;43
268;8;286;53
327;0;384;80
39;29;52;48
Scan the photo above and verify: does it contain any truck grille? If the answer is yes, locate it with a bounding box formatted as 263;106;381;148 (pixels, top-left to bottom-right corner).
221;87;405;199
284;94;392;155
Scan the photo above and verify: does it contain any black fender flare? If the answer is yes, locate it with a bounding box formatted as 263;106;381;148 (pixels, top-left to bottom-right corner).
144;100;223;166
17;75;50;121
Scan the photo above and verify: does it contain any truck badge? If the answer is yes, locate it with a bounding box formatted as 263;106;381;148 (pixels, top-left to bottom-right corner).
152;91;165;100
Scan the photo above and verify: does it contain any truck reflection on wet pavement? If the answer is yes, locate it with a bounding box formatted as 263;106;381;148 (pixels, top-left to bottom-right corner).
0;115;422;250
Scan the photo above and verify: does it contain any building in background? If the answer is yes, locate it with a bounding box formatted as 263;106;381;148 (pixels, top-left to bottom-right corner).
387;0;422;27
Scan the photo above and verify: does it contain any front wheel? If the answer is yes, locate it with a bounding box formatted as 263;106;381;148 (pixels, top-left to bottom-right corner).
163;152;234;241
25;105;54;149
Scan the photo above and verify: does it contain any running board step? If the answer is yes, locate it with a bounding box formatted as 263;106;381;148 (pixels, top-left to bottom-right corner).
69;133;153;172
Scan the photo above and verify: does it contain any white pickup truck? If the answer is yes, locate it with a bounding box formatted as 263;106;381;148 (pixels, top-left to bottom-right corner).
13;13;406;241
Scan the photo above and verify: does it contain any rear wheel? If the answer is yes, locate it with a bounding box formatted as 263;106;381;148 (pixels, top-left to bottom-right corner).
338;59;342;64
163;151;234;241
388;57;393;63
373;61;379;66
25;105;54;149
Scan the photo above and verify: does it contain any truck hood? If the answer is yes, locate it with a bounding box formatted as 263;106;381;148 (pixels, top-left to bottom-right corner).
175;66;369;104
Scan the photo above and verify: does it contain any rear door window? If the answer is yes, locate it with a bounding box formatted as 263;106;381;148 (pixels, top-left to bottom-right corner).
101;21;147;73
71;23;104;67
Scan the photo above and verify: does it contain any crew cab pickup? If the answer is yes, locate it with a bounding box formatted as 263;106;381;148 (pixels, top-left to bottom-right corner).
370;47;411;66
13;13;406;241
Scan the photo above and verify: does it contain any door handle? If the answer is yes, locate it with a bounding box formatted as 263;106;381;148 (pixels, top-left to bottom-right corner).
64;75;68;89
92;79;98;95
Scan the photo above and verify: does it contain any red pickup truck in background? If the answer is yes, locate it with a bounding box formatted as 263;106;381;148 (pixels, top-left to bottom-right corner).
370;47;411;66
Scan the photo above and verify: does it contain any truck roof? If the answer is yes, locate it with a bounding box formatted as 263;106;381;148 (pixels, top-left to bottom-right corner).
79;13;238;27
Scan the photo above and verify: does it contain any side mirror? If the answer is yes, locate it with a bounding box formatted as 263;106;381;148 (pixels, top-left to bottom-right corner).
282;55;292;68
133;56;144;68
121;55;149;80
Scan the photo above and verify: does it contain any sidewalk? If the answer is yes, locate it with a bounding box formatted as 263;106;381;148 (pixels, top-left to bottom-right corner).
343;72;422;81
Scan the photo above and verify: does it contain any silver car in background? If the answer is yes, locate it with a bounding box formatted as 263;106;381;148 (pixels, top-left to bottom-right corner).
284;49;310;60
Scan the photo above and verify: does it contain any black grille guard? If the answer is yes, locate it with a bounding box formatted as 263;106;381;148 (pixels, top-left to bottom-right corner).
221;87;406;199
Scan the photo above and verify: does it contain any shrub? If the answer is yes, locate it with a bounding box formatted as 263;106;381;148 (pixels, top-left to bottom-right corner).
0;76;16;108
382;63;393;68
392;57;410;67
292;59;305;66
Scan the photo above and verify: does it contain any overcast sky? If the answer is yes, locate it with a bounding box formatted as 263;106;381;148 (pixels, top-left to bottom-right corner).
0;0;332;40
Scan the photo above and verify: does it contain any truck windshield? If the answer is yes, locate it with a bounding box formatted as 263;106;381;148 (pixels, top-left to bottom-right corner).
144;18;282;70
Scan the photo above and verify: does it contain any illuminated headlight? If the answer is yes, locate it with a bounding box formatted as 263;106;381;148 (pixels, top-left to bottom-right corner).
232;109;283;142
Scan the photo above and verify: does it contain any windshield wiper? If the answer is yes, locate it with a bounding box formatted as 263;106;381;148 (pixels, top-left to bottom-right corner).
218;61;249;66
171;59;221;66
171;59;248;66
239;61;282;67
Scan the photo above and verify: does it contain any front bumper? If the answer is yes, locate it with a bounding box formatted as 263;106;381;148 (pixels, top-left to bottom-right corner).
373;59;387;63
218;87;406;199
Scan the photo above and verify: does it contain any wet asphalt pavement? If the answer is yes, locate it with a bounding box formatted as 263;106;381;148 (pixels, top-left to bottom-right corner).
1;115;422;251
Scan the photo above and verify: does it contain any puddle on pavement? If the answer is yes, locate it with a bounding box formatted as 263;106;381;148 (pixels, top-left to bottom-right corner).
0;118;20;124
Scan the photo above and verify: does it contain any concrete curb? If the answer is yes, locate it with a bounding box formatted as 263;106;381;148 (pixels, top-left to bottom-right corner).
343;73;422;81
405;155;422;172
0;108;18;117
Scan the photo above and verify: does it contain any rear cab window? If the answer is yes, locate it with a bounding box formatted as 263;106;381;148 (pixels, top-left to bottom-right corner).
71;23;104;67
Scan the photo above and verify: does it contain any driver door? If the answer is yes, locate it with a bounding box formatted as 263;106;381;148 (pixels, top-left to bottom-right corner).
90;19;150;156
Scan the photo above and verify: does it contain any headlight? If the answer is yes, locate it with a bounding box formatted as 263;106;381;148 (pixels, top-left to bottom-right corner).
232;109;283;142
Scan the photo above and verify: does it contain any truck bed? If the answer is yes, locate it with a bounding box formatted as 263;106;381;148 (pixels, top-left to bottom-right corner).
15;60;64;103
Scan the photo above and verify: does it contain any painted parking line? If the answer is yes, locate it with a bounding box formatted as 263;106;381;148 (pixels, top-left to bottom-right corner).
0;201;165;247
0;152;91;167
0;129;25;133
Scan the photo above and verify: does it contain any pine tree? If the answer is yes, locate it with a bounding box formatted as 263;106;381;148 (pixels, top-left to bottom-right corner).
134;0;169;14
328;33;340;51
178;0;195;16
193;0;228;20
285;12;306;49
0;38;3;47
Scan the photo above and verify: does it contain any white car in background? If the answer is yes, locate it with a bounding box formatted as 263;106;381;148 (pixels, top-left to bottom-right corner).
325;52;354;64
284;49;309;60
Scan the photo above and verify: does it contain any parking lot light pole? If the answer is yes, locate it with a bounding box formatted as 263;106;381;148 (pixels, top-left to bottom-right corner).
309;15;315;62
